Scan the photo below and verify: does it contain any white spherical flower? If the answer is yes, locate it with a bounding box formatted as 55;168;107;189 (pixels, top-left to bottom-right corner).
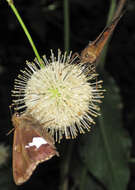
12;50;104;142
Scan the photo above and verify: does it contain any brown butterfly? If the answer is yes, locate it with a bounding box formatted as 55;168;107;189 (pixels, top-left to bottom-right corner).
12;112;59;185
80;14;123;65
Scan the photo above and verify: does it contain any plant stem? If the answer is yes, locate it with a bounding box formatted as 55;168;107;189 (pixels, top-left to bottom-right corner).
79;166;87;190
107;0;117;25
59;1;71;189
64;0;70;52
6;0;42;66
98;0;127;71
60;142;74;190
59;2;71;189
98;0;117;71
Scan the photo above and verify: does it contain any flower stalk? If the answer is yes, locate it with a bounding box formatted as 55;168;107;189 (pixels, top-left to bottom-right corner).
6;0;42;66
64;0;70;52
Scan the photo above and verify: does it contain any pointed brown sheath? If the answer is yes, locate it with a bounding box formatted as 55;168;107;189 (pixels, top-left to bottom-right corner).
12;113;59;185
80;14;123;64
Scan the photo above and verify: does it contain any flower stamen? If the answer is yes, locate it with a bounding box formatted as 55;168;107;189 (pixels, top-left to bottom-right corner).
11;50;104;142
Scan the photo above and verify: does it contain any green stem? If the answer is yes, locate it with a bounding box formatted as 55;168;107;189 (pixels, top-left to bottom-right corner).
59;2;71;189
60;143;73;190
6;0;42;66
98;0;117;71
98;0;126;72
107;0;117;25
64;0;70;52
79;166;87;190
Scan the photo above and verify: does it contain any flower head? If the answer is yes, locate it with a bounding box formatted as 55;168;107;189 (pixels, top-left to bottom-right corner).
12;50;104;142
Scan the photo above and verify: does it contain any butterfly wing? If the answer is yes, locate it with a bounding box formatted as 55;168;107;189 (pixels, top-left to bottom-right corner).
13;116;58;185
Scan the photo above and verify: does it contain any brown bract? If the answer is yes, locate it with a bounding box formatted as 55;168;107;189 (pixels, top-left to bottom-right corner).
80;14;123;65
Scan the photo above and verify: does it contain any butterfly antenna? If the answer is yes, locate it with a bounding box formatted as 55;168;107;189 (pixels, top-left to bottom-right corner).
8;104;16;136
6;128;15;136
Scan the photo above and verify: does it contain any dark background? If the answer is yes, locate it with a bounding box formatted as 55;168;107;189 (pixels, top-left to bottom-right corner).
0;0;135;189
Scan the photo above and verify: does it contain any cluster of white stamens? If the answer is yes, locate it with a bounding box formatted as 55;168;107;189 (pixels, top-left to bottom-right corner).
12;50;104;142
